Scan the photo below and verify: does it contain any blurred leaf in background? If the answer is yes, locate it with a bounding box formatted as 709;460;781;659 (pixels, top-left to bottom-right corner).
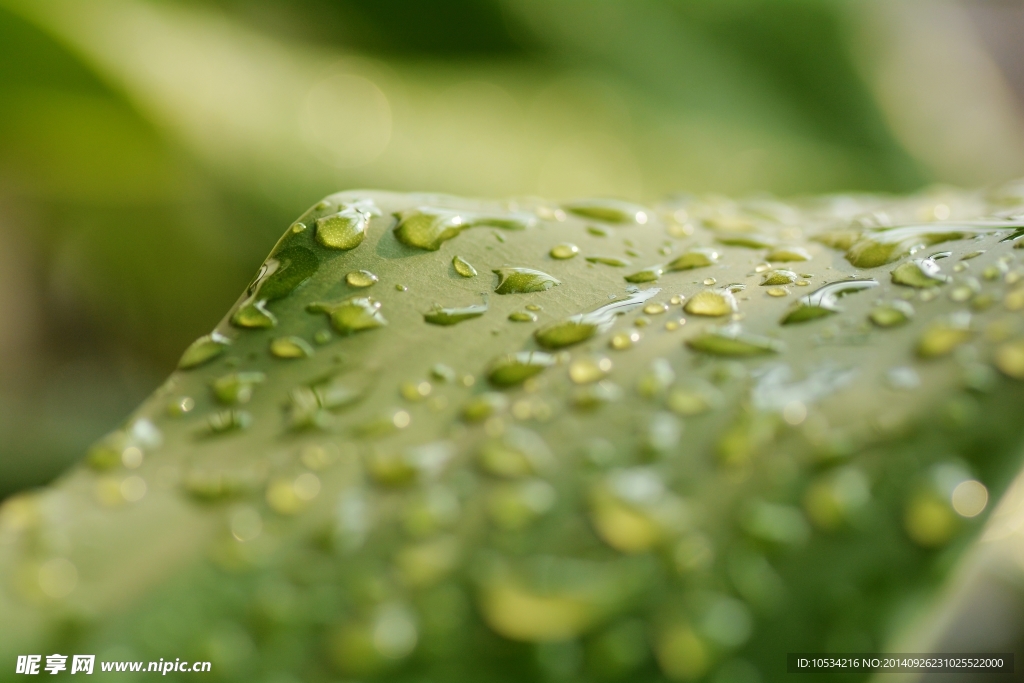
0;0;1022;502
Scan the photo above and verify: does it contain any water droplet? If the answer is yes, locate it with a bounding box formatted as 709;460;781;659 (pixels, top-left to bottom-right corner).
586;256;632;268
394;206;534;250
703;278;717;286
315;199;380;250
869;300;914;328
589;468;688;553
832;221;1020;268
550;243;579;259
314;329;332;344
765;245;812;262
232;246;320;328
453;255;477;278
781;279;878;324
308;297;387;334
424;298;488;326
534;289;660;349
270;336;315;358
462;392;508;421
395;284;408;292
572;381;622;409
994;339;1024;379
569;356;613;384
212;371;266;404
167;396;195;417
686;324;784;356
478;427;551;478
636;358;675;399
643;302;668;315
508;311;538;323
916;312;973;358
346;270;379;288
487;479;557;530
563;199;650;224
891;258;948;288
207;409;252;434
624;265;664;283
587;225;611;237
683;289;737;317
667;379;723;416
795;279;810;287
951;480;988;517
716;233;776;249
231;300;276;328
766;287;788;297
761;269;797;286
178;332;231;369
526;304;542;312
803;467;870;531
609;330;641;350
487;352;556;387
400;381;433;401
493;267;561;294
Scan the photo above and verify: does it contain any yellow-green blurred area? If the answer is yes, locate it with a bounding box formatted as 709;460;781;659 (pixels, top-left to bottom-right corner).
2;0;1024;500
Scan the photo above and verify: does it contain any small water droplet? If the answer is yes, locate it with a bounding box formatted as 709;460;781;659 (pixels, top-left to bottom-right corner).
587;225;611;237
450;255;478;278
493;267;561;294
683;289;737;317
487;351;556;387
572;381;622;409
586;256;632;267
609;330;641;350
643;302;668;315
795;279;810;287
346;270;379;288
212;371;266;404
400;381;433;401
314;329;332;344
569;356;613;384
892;258;948;288
232;300;277;328
462;392;508;421
508;311;538;323
290;221;307;234
916;313;973;358
308;297;387;334
716;232;776;249
703;277;717;286
167;396;195;417
869;300;914;327
526;304;542;312
550;243;579;259
396;284;408;291
766;287;788;297
178;332;231;370
207;409;252;434
270;336;315;359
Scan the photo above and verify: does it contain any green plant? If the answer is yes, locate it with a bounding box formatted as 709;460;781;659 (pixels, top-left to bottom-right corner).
2;183;1024;681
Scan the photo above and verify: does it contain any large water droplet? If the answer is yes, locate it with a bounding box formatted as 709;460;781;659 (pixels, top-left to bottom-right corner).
686;324;784;356
178;332;231;369
535;289;660;349
453;255;478;278
781;279;878;324
563;199;649;224
315;199;381;250
487;351;556;387
550;243;580;260
394;206;534;250
666;248;719;272
683;289;737;317
828;222;1020;268
424;298;489;326
232;246;320;329
493;267;560;294
346;270;379;288
270;336;315;358
232;300;276;328
891;258;948;288
308;297;387;334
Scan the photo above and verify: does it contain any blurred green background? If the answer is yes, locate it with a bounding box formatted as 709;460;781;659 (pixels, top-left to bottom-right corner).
2;0;1024;501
